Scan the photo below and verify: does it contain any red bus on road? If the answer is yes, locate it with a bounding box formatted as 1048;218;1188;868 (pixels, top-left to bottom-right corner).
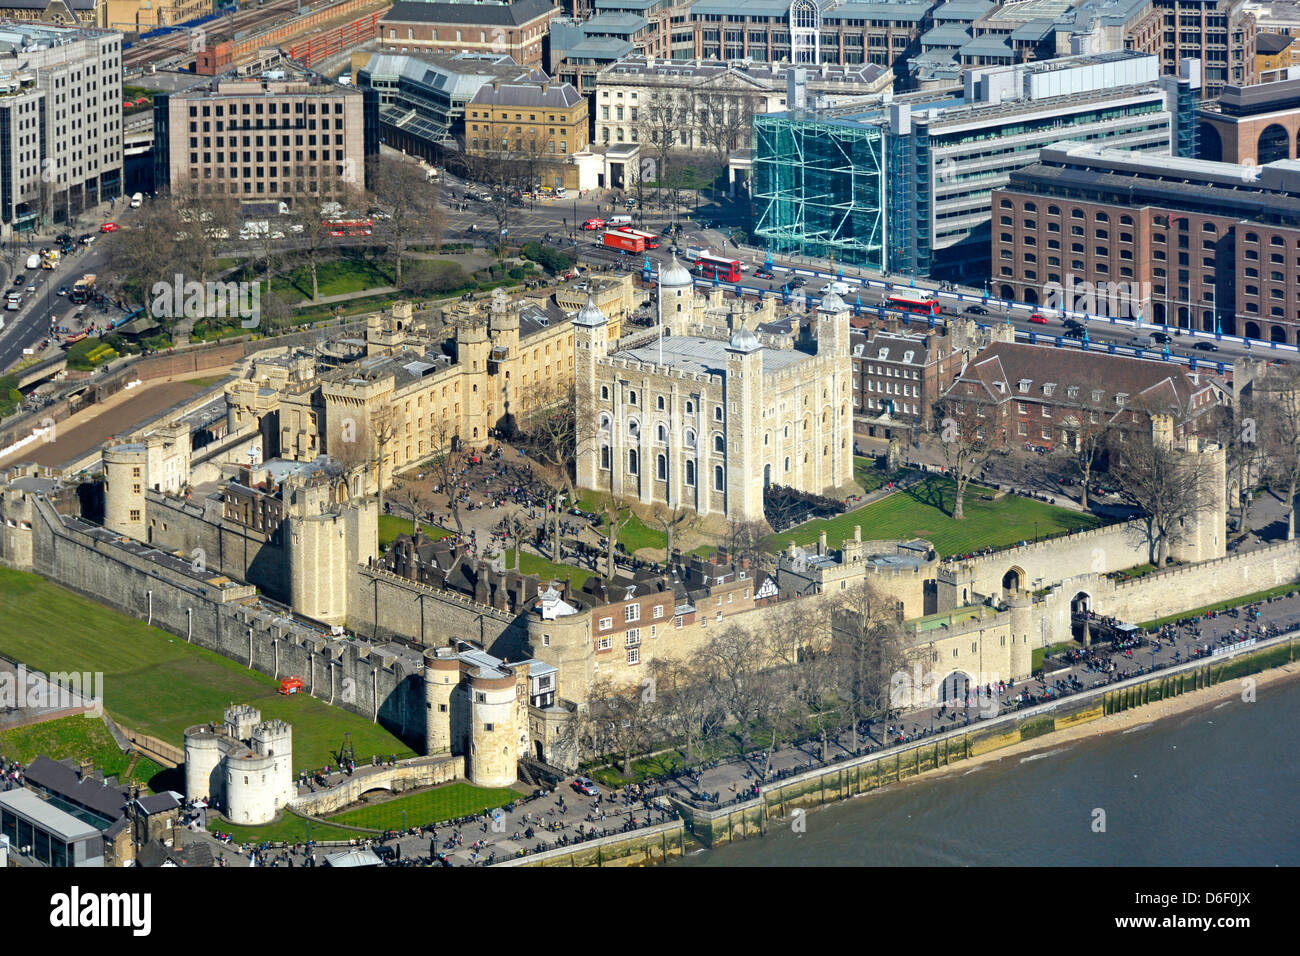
886;291;940;316
696;254;742;282
322;218;374;237
614;226;660;249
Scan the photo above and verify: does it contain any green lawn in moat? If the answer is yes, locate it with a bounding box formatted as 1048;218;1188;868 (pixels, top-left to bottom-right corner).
0;567;416;774
768;474;1102;558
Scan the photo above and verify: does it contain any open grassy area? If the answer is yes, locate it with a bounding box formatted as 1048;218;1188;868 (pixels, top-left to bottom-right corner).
377;513;454;550
1139;581;1300;630
281;259;394;301
183;376;228;388
506;549;594;590
576;491;668;557
0;567;417;773
0;716;168;791
208;814;359;845
853;456;911;495
328;782;514;830
768;475;1102;558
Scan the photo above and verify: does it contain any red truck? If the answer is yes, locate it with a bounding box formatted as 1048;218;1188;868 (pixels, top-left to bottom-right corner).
602;230;645;253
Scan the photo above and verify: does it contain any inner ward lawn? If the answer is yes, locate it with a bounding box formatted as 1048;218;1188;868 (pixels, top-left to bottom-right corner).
768;475;1102;558
0;567;416;774
0;716;169;791
326;782;515;830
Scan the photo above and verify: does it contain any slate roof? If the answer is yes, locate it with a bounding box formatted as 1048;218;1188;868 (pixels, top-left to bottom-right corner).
468;81;583;108
383;0;557;26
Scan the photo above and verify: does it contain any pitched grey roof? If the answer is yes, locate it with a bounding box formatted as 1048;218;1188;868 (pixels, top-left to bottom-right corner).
469;80;583;107
383;0;557;27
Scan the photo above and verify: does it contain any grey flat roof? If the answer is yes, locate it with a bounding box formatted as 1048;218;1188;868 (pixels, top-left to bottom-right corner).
383;0;556;26
0;789;100;842
612;335;812;376
931;0;996;20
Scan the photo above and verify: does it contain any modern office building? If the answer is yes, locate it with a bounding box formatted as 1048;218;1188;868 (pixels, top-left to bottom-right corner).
355;51;545;158
158;65;377;200
754;51;1192;281
992;140;1300;342
1150;0;1256;96
0;21;123;238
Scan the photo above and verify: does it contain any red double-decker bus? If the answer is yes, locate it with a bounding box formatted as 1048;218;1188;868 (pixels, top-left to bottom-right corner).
886;291;940;316
696;254;742;282
322;218;374;237
614;226;660;249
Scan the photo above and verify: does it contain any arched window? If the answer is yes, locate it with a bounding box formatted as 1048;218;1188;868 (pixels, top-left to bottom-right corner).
685;460;695;486
628;449;639;474
714;405;723;421
600;385;609;400
599;413;611;431
656;454;666;480
628;419;639;437
656;423;667;443
600;446;611;469
713;465;724;491
713;434;725;453
628;390;638;406
685;400;694;414
656;395;665;410
684;427;696;448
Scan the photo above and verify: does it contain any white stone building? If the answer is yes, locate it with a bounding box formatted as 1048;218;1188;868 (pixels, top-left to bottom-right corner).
574;257;854;524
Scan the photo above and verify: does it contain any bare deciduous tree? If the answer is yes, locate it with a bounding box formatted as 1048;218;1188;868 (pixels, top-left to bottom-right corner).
1109;426;1211;566
934;394;1010;519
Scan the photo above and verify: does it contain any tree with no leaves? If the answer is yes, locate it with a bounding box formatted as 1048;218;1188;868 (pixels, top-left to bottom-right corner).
646;657;724;765
368;154;444;286
426;419;466;536
823;581;910;753
1108;426;1211;566
391;479;430;536
1255;365;1300;540
934;393;1010;519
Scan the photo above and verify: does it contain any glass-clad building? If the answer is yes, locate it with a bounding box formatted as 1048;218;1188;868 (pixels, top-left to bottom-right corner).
754;51;1199;280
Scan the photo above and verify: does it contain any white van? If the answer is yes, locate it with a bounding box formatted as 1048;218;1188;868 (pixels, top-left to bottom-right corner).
130;192;143;208
25;254;40;270
609;214;632;225
684;246;708;262
820;281;850;296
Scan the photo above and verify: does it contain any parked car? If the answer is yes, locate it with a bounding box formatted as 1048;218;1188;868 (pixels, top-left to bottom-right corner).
1028;312;1049;324
1192;341;1220;352
572;777;600;796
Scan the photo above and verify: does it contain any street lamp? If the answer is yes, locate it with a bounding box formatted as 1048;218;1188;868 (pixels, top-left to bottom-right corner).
1034;520;1039;543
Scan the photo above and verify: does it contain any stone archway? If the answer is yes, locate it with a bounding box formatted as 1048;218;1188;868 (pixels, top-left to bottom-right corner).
1071;591;1092;645
1002;566;1026;591
940;671;972;704
1245;320;1262;340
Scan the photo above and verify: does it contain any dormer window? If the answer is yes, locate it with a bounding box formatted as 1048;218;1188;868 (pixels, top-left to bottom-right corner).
994;381;1007;394
1067;386;1079;399
902;351;915;364
1018;379;1031;393
1092;389;1103;403
878;348;889;360
1115;393;1128;406
1043;383;1056;396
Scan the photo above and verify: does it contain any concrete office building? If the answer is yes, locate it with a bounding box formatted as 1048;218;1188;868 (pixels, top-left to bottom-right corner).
754;51;1190;281
0;20;123;238
1198;74;1300;162
158;66;377;200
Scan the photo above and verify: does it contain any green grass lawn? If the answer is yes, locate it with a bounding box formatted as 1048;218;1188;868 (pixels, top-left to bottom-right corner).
575;491;668;557
327;782;514;830
377;513;454;550
183;376;228;388
1032;641;1078;672
282;259;394;301
768;475;1102;558
0;567;417;774
208;815;359;845
853;456;911;495
506;549;594;590
0;716;168;791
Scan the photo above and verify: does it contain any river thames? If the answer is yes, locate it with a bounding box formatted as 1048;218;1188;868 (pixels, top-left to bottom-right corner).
672;677;1300;867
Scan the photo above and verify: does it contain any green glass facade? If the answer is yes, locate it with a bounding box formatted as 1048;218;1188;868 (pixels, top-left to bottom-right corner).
752;112;886;269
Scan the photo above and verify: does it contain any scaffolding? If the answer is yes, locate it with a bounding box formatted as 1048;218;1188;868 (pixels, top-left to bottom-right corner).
752;112;886;269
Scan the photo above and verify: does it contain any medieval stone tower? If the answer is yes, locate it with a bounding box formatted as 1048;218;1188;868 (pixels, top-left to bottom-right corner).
659;252;694;335
573;293;610;491
467;667;522;789
102;423;191;540
184;705;294;825
284;475;377;626
724;326;764;521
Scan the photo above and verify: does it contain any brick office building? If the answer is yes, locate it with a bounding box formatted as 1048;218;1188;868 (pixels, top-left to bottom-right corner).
992;141;1300;343
378;0;560;69
850;320;966;444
